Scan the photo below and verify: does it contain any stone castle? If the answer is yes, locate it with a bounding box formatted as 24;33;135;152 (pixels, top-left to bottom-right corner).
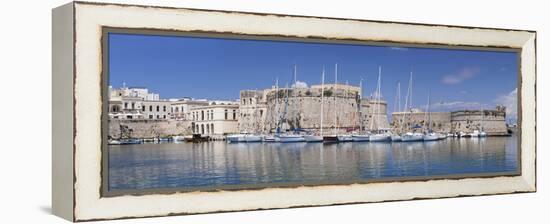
238;83;389;135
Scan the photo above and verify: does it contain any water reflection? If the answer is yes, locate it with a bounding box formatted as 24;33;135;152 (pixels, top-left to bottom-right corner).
109;136;518;190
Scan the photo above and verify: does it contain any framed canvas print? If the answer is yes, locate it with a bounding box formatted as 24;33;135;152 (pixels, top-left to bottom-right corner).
52;1;536;222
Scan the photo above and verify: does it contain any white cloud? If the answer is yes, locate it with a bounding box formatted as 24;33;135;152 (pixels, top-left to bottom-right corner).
291;80;308;88
494;88;517;120
388;46;409;51
441;67;480;85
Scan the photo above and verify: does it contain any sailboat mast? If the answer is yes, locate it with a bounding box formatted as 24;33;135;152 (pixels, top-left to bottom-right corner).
334;63;338;134
320;69;325;135
293;64;298;132
359;78;363;132
426;90;431;132
398;82;401;113
376;66;382;131
275;78;279;133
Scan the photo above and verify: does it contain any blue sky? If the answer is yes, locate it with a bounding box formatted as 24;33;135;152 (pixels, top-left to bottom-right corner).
109;33;518;120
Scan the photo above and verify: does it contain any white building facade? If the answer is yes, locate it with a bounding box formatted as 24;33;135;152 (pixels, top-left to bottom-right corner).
190;103;239;135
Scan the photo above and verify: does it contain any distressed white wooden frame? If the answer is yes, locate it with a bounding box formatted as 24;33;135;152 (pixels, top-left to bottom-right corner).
52;1;536;222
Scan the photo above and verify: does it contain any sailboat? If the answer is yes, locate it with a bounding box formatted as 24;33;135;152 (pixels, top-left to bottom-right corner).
391;81;402;142
369;66;391;142
352;78;371;142
423;90;439;141
330;64;352;142
324;64;341;143
279;65;305;143
401;71;424;142
305;68;325;142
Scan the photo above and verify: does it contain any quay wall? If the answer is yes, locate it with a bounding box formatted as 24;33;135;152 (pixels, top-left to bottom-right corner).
109;119;191;139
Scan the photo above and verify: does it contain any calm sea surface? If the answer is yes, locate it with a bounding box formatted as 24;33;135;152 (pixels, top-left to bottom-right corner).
108;135;518;191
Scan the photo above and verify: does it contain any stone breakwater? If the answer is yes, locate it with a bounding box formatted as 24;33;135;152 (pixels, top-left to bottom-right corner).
109;119;191;139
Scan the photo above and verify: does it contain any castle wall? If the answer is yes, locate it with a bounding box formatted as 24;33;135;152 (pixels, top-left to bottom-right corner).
109;119;191;139
239;85;389;134
392;112;452;134
451;110;508;135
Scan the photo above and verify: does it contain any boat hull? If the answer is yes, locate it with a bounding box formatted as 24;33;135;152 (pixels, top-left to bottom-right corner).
279;135;305;143
423;134;439;141
391;135;402;142
304;135;323;142
337;135;353;142
351;135;370;142
244;135;263;142
323;136;339;143
401;134;424;142
369;134;391;142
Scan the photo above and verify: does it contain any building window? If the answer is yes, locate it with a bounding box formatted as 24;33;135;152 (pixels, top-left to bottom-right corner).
233;110;236;120
131;102;135;109
156;105;160;112
149;115;153;119
142;106;145;111
201;111;204;120
175;107;179;112
149;105;152;111
126;115;132;119
242;99;246;105
157;115;160;119
201;124;204;134
163;115;166;119
211;123;214;134
163;106;166;112
210;110;214;120
260;110;263;117
249;98;252;104
225;109;228;120
206;124;210;134
124;102;128;109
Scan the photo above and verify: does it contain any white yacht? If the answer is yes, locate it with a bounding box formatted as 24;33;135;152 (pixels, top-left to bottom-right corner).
337;134;353;142
369;133;391;142
401;132;424;142
423;132;439;141
304;135;323;142
279;134;305;143
227;134;246;143
244;134;263;142
391;134;402;142
352;134;370;142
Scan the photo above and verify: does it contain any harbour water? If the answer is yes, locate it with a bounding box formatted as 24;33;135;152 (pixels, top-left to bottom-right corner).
108;135;518;191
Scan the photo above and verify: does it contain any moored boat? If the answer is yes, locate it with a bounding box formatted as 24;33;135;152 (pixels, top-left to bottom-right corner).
226;134;246;143
401;132;424;142
352;134;370;142
369;133;391;142
391;134;402;142
279;134;305;143
423;132;439;141
479;131;487;137
244;134;263;142
337;134;353;142
323;135;339;143
304;135;323;142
